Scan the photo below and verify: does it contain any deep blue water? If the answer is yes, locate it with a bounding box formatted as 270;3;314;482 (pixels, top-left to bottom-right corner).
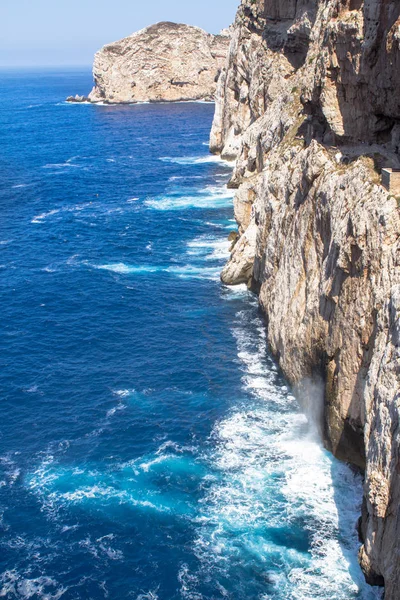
0;70;382;600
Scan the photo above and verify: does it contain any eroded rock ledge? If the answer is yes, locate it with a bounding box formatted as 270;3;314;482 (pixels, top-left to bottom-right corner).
68;22;230;104
213;0;400;596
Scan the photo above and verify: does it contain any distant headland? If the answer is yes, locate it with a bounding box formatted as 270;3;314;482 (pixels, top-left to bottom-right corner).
67;21;230;105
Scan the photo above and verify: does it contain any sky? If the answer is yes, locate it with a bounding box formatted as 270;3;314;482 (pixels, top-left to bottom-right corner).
0;0;239;67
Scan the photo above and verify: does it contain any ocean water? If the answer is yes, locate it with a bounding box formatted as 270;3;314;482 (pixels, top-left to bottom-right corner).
0;70;382;600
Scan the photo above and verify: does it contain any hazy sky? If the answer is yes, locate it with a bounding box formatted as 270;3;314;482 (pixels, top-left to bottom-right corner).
1;0;239;67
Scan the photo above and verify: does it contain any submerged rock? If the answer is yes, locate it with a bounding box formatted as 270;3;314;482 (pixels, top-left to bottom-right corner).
84;22;230;104
66;94;89;103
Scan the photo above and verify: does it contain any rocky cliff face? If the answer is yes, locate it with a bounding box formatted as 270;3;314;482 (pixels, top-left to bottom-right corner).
85;22;230;104
212;0;400;596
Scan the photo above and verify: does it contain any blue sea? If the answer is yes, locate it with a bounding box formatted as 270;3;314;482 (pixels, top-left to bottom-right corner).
0;70;382;600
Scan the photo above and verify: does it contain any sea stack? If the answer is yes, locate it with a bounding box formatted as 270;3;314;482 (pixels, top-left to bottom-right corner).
78;22;230;104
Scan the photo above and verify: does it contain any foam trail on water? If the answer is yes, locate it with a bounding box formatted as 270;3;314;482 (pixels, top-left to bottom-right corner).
31;209;62;224
168;175;205;182
88;262;221;281
187;235;231;261
145;187;234;211
93;263;162;275
160;155;233;166
42;162;81;170
31;203;96;224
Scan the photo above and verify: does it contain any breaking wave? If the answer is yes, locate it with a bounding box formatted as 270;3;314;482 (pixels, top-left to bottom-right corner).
88;262;221;281
145;186;234;211
160;155;233;166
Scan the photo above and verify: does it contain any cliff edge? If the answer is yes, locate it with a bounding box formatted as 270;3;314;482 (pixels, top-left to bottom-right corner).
212;0;400;596
70;22;230;104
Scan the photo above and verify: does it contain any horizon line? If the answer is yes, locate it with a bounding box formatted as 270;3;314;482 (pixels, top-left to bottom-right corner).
0;64;93;70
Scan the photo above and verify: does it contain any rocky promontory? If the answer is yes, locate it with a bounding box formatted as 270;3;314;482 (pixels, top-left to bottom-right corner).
213;0;400;597
69;22;230;104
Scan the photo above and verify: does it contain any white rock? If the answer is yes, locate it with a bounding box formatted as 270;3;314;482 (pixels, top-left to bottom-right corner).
87;22;230;104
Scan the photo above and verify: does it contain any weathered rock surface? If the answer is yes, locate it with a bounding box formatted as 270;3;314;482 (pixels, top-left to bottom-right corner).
84;22;230;104
212;0;400;596
66;95;89;103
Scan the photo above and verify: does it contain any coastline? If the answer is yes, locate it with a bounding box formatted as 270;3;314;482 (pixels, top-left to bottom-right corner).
65;99;217;106
211;0;400;595
0;67;388;597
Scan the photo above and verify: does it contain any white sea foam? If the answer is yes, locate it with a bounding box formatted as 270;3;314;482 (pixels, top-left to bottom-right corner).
98;542;123;561
106;403;127;418
54;483;172;514
84;427;105;439
204;221;226;229
168;175;204;182
145;187;234;211
160;155;232;166
89;262;220;281
168;265;220;281
0;456;21;488
138;454;175;474
135;589;160;600
79;535;123;561
187;236;230;261
42;163;80;170
0;570;66;599
31;209;62;224
93;263;162;275
113;389;134;398
177;564;202;600
185;304;383;600
27;452;192;518
31;203;94;224
60;100;92;106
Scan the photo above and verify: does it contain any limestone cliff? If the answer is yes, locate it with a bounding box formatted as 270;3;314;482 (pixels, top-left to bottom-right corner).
81;22;230;104
212;0;400;596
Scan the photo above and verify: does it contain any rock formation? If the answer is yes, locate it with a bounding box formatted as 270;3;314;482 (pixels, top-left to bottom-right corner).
66;94;89;103
76;22;230;104
212;0;400;596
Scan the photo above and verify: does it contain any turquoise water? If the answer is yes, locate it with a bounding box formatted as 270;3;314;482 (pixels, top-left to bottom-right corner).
0;70;382;599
